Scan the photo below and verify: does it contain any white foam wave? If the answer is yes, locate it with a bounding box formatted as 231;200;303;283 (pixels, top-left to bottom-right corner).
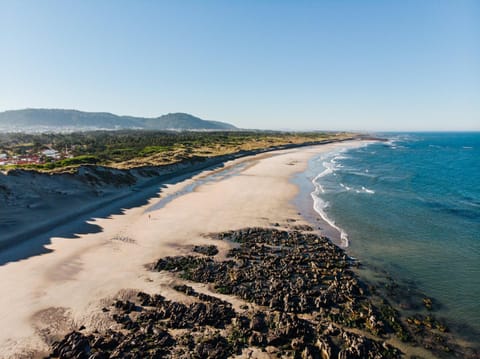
314;162;333;179
307;145;375;248
311;173;349;247
310;190;349;247
362;186;375;194
385;139;402;150
311;162;334;193
340;183;375;194
385;137;408;150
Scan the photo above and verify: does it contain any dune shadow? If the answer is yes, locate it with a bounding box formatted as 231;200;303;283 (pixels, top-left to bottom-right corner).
0;160;233;266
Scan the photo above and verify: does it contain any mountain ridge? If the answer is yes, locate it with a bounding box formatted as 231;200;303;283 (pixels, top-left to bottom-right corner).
0;109;237;131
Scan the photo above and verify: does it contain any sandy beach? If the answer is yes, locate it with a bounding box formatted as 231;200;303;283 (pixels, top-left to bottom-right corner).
0;141;364;358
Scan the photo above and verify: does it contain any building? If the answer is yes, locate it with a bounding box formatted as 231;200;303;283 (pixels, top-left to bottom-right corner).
42;149;60;159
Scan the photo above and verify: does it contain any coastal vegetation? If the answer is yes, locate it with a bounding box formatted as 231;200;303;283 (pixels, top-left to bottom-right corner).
0;130;354;171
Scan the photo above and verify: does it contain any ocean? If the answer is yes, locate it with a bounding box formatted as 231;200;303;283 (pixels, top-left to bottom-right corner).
301;132;480;341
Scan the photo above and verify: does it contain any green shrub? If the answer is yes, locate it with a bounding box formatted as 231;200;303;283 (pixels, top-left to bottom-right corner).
139;146;171;156
56;155;99;166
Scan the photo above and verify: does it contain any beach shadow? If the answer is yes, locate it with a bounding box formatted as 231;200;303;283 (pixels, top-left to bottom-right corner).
0;142;322;266
0;160;233;266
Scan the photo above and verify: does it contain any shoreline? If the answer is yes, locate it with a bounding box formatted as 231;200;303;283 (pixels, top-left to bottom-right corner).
291;142;377;248
0;139;476;358
0;138;357;255
291;145;358;248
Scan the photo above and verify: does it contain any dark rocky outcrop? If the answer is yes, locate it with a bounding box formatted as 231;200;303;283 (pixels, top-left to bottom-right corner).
47;228;477;359
192;245;219;256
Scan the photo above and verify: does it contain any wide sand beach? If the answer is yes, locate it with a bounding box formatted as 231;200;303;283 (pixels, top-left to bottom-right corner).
0;141;364;358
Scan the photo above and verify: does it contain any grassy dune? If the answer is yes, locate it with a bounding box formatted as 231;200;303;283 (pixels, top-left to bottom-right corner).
0;131;357;172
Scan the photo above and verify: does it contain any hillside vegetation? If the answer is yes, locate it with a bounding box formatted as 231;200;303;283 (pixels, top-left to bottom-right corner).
0;109;237;131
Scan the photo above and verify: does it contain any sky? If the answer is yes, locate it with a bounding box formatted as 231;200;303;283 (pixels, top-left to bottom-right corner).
0;0;478;131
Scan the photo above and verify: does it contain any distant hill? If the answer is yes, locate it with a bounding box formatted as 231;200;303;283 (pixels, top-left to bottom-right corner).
0;109;237;132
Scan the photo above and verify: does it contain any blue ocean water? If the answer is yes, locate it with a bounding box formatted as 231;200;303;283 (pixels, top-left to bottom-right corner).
307;133;480;337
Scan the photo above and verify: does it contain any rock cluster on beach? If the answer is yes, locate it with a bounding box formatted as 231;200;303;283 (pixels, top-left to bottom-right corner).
47;228;477;359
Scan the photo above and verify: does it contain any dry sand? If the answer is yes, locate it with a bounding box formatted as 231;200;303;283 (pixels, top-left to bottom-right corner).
0;141;364;358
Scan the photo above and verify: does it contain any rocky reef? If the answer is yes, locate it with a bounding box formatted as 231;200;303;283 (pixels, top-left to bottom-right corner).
46;228;478;358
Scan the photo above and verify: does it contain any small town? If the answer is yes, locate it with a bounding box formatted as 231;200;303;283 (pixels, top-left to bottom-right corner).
0;147;73;166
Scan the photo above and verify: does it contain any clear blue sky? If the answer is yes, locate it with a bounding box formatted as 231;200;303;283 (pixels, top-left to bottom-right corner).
0;0;478;131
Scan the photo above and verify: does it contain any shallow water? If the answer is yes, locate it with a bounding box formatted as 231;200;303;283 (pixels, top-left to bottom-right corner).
299;133;480;340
